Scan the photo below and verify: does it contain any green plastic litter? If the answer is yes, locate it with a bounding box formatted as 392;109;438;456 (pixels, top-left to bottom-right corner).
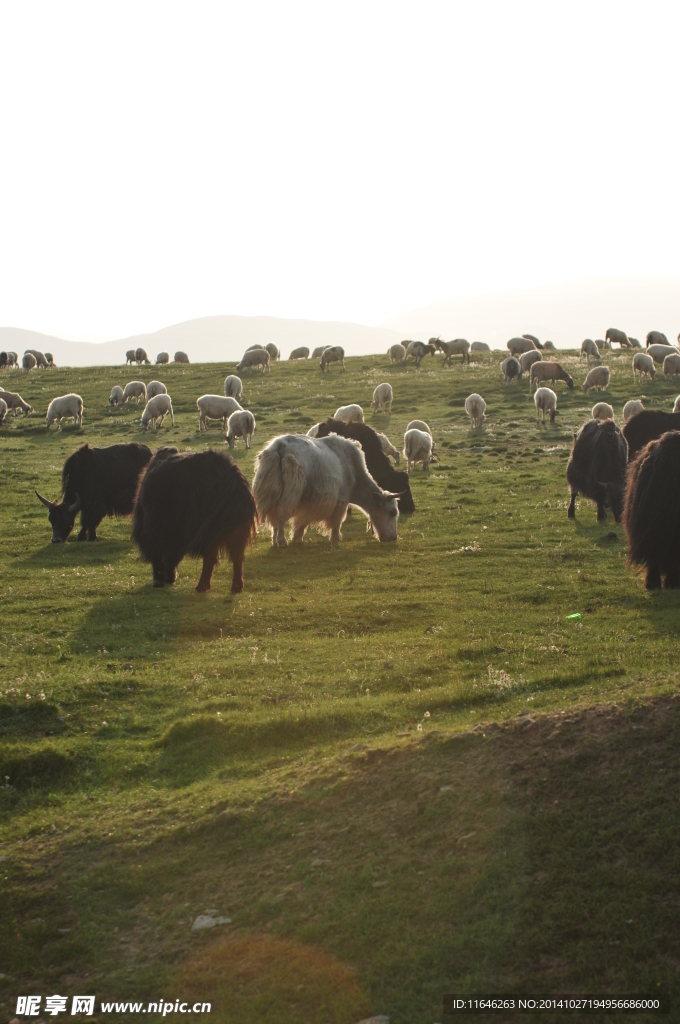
566;613;582;622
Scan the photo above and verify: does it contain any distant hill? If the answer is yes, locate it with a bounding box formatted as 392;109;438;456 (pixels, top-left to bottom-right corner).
0;316;403;367
381;275;680;348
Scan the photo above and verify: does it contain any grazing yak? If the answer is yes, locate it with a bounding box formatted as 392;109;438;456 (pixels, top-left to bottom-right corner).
566;419;628;522
314;417;414;513
320;346;345;372
132;448;257;592
624;430;680;588
35;442;152;542
622;409;680;461
605;328;631;349
252;433;401;546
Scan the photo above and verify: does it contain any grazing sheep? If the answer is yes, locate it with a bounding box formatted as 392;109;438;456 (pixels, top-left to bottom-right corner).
315;419;413;513
334;404;364;423
624;431;680;588
7;351;18;367
531;361;574;391
122;381;147;405
388;343;406;363
289;346;310;360
197;394;242;432
146;381;167;399
0;398;7;425
646;344;677;365
592;402;615;422
125;349;135;365
675;396;680;414
465;393;486;428
534;387;557;424
141;394;174;430
237;348;270;374
522;334;543;349
135;347;151;365
0;389;31;416
312;346;329;359
224;375;243;400
646;330;669;348
156;351;169;364
406;419;431;436
543;341;556;351
623;400;644;423
265;343;280;361
633;352;656;382
582;365;610;393
253;433;401;545
605;328;630;349
0;352;6;368
663;353;680;379
22;352;37;371
519;349;542;376
404;428;432;471
501;356;521;384
580;339;601;363
46;394;83;430
44;352;55;366
174;351;190;364
25;349;48;367
628;337;641;348
320;346;345;372
434;338;470;365
471;341;490;352
377;431;400;463
622;410;680;460
566;419;628;521
507;337;536;356
400;340;411;349
226;409;256;449
109;385;124;407
371;383;393;413
594;339;608;351
405;341;436;367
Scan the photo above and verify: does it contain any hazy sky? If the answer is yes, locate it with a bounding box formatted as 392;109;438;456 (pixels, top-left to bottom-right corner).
1;1;678;340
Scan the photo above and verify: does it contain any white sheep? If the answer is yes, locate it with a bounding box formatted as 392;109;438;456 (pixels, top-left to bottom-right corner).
592;402;615;422
146;380;167;399
0;398;7;425
334;404;364;423
156;351;169;364
470;341;490;352
109;385;124;407
377;431;400;463
224;375;243;401
465;393;486;427
237;348;270;374
501;356;521;384
674;395;680;414
196;394;243;432
404;428;432;472
663;353;680;379
534;387;557;424
582;365;610;393
226;409;256;449
632;352;656;382
580;339;601;363
518;349;542;376
141;394;173;430
647;343;678;365
406;419;431;435
22;352;37;371
388;343;405;363
46;394;83;430
623;400;645;423
123;381;147;405
371;383;393;413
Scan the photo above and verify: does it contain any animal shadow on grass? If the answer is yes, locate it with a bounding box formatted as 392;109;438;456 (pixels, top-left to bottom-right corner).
18;538;133;568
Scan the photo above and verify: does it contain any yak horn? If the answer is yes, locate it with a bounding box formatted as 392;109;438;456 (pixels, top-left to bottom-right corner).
35;489;53;508
68;493;81;513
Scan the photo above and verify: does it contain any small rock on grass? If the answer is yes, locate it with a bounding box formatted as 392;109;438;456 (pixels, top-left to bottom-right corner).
191;912;232;933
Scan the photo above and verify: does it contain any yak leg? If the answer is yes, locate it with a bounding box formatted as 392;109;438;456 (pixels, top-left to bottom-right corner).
273;517;288;547
196;546;219;592
328;503;348;544
645;564;662;590
663;566;680;589
152;562;166;587
596;501;607;521
567;490;577;518
227;522;251;593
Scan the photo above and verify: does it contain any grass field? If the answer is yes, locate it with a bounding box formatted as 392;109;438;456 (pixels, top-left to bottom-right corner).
1;348;679;1024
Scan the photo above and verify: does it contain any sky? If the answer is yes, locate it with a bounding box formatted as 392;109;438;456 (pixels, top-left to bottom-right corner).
1;1;679;341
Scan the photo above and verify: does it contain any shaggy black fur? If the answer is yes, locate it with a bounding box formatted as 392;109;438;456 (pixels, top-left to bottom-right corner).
36;442;153;542
131;447;257;593
622;409;680;461
566;419;628;522
314;418;415;514
624;431;680;589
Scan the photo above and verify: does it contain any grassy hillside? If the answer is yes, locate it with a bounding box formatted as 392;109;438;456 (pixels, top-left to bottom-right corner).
1;349;679;1023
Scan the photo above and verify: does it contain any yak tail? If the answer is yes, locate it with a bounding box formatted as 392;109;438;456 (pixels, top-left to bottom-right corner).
252;446;306;521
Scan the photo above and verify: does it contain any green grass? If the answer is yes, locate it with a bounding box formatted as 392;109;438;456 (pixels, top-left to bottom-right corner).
1;349;679;1023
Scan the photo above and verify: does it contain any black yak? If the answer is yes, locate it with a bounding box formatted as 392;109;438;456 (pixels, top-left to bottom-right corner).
566;419;628;521
35;442;152;542
131;448;257;593
624;431;680;588
314;418;415;514
622;409;680;461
